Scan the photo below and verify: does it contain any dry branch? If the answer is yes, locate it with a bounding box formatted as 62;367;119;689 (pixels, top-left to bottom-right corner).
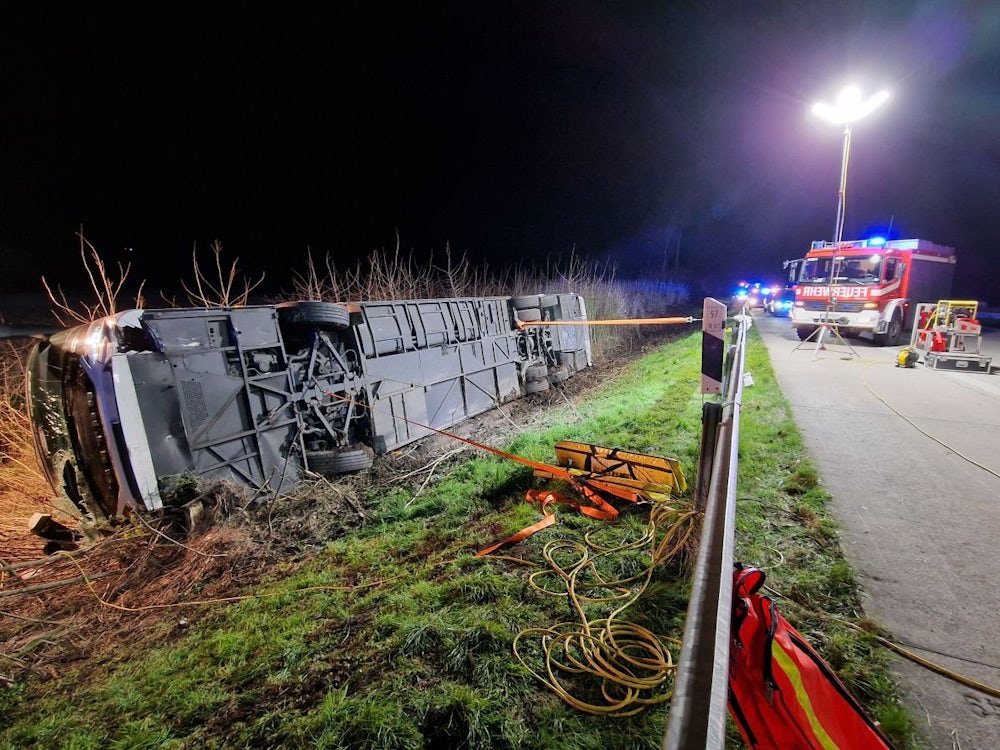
182;240;266;307
41;230;145;326
0;572;117;599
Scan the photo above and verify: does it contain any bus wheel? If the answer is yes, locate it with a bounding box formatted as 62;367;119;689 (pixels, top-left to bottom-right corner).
306;447;374;475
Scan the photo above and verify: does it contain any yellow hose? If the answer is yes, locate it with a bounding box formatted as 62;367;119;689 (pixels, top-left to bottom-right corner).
511;500;700;716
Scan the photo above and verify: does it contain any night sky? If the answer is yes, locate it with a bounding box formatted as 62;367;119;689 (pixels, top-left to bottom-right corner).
3;3;999;300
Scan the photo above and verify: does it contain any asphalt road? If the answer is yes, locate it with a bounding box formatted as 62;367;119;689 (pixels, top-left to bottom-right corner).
752;311;1000;750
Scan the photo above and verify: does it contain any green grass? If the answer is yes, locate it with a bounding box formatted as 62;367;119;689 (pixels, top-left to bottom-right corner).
0;327;917;749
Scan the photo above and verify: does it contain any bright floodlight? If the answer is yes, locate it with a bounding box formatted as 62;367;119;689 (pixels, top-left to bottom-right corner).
812;86;890;125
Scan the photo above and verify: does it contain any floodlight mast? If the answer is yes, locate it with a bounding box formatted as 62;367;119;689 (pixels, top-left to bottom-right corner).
805;85;889;359
812;86;891;244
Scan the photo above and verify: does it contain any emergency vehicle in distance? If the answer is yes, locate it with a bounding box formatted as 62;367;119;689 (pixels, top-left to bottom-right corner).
788;237;956;345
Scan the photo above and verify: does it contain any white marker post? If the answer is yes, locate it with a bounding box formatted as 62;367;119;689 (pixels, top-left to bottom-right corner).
701;298;727;395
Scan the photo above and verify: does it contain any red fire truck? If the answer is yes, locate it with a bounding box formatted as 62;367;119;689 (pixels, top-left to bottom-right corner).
789;237;956;345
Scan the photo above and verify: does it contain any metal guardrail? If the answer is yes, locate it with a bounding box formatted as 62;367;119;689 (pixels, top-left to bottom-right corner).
663;308;750;749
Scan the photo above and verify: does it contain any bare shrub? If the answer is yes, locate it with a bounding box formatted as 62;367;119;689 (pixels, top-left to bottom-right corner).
291;241;501;302
182;240;266;307
618;278;693;318
41;231;146;326
0;343;46;489
0;341;60;561
290;249;343;302
289;242;691;360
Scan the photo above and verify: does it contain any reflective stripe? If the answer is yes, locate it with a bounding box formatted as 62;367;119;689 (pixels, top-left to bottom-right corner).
771;639;839;750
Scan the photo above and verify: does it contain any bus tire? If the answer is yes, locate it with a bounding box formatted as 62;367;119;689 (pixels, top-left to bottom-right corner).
511;295;541;310
525;364;548;381
525;378;550;394
306;447;374;475
278;301;350;329
518;308;542;322
548;365;570;384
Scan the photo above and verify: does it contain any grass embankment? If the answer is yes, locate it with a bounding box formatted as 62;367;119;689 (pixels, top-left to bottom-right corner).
0;327;916;749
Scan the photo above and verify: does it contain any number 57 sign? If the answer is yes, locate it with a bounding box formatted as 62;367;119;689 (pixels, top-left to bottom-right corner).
701;298;728;394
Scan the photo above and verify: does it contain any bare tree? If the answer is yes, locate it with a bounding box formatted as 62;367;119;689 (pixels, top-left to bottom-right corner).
182;240;266;307
42;231;146;326
290;248;356;302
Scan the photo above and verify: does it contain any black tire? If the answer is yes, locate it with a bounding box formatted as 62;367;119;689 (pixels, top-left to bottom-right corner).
305;447;374;475
548;365;570;384
278;301;350;329
876;313;903;346
525;378;550;394
518;308;542;322
511;295;541;310
795;326;816;341
538;294;559;309
525;363;548;381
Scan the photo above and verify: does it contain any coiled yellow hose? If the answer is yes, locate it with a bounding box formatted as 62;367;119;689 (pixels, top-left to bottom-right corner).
512;500;700;716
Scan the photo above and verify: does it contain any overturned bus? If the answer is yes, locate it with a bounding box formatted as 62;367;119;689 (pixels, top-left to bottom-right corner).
26;294;591;530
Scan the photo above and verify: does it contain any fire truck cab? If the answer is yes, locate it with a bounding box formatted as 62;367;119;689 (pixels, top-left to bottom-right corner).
790;238;956;346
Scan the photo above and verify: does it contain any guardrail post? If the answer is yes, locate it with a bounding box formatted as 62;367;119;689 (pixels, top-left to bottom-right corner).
694;402;722;512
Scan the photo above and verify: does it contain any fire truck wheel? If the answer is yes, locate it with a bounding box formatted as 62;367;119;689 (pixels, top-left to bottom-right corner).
795;326;816;341
306;447;374;474
877;313;903;346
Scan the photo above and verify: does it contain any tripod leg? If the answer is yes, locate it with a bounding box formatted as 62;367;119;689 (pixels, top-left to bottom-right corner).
791;324;824;352
812;324;829;359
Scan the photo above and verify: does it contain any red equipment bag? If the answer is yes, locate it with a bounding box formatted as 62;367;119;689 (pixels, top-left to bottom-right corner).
728;564;896;749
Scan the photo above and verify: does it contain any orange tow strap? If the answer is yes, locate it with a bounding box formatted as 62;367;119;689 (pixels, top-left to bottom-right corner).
325;392;643;556
474;486;629;557
515;316;693;330
326;392;575;480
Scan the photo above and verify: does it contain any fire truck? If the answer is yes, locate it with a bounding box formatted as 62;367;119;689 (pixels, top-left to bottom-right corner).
789;238;956;345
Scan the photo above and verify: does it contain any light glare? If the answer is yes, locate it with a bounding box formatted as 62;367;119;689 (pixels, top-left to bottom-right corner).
812;85;890;125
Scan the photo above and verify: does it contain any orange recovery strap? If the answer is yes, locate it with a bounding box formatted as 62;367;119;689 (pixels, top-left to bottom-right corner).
477;443;686;557
324;393;685;559
515;316;694;329
474;486;623;557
